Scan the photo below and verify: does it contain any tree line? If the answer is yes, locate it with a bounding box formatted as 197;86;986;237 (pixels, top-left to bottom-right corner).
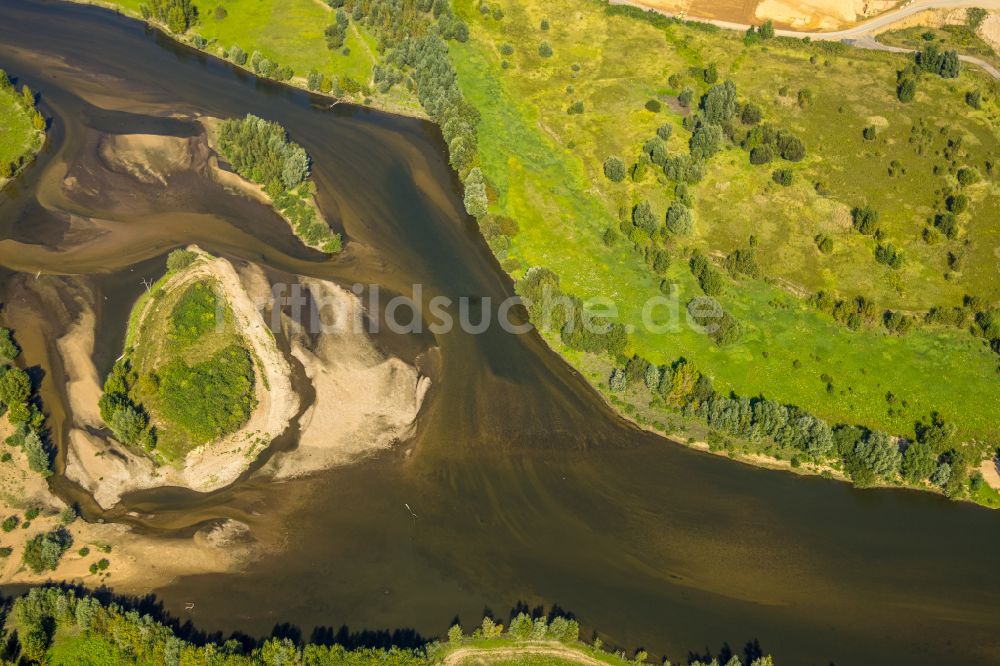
5;587;772;665
0;326;51;477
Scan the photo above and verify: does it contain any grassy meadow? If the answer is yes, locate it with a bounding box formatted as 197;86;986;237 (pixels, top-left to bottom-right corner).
450;0;1000;443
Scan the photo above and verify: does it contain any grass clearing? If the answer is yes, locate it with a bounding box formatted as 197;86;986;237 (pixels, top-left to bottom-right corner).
450;0;1000;444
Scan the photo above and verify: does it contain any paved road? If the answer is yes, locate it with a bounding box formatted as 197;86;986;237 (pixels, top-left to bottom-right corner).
611;0;1000;79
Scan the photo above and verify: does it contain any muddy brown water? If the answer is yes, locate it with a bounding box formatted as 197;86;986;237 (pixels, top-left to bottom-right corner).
1;1;999;664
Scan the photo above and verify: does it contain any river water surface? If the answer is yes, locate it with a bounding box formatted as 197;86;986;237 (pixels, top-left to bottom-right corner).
1;2;998;664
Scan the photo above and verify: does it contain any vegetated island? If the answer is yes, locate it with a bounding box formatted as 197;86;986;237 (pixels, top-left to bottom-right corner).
67;246;299;507
0;69;46;189
7;587;778;666
62;246;427;509
201;114;344;253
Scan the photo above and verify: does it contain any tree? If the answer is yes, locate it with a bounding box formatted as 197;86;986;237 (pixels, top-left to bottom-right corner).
508;613;533;639
656;123;673;140
538;41;553;58
22;528;72;573
447;624;463;643
0;366;31;408
665;202;693;235
902;441;936;483
603;155;626;182
700;80;738;124
24;431;51;476
703;63;718;84
759;19;775;39
632;201;658;234
110;406;147;446
741;103;763;125
689;123;723;160
862;126;876;141
227;44;247;66
897;77;917;102
463;167;488;218
281;146;310;189
965;90;982;109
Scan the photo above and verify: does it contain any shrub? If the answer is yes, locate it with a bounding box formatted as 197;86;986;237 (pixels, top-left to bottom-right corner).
538;41;553;58
603;156;626;182
166;248;198;272
946;193;968;214
956;167;979;186
814;234;833;254
965;90;982;109
851;205;880;235
632;201;658;234
772;168;792;186
656;123;673;141
750;145;773;165
644;99;662;112
213;5;226;19
665;202;693;235
862;126;876;141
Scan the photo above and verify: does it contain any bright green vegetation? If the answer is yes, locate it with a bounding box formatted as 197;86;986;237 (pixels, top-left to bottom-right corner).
878;9;999;71
215;114;343;251
7;588;775;665
0;326;51;477
99;250;257;462
0;70;45;184
443;0;1000;502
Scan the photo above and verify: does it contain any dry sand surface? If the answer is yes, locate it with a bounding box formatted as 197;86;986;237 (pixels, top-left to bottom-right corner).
266;278;430;480
981;458;1000;490
0;421;255;590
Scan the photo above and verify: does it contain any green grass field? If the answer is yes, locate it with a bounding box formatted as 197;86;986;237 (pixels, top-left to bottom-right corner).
450;0;1000;444
0;83;43;178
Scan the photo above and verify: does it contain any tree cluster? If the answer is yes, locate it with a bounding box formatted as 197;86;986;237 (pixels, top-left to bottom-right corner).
139;0;198;33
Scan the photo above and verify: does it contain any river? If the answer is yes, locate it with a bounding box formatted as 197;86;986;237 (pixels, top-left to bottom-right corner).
0;1;998;663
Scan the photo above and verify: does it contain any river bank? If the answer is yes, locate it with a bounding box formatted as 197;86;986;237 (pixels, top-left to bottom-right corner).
0;71;45;191
64;0;429;121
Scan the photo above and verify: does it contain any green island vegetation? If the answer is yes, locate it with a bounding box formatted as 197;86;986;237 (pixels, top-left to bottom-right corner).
83;0;423;115
0;70;46;188
4;587;776;665
0;326;52;478
877;8;999;71
98;249;257;463
214;114;343;252
435;0;1000;504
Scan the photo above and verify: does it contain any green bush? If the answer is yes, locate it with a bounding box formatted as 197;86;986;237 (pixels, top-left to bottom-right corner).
22;528;72;573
